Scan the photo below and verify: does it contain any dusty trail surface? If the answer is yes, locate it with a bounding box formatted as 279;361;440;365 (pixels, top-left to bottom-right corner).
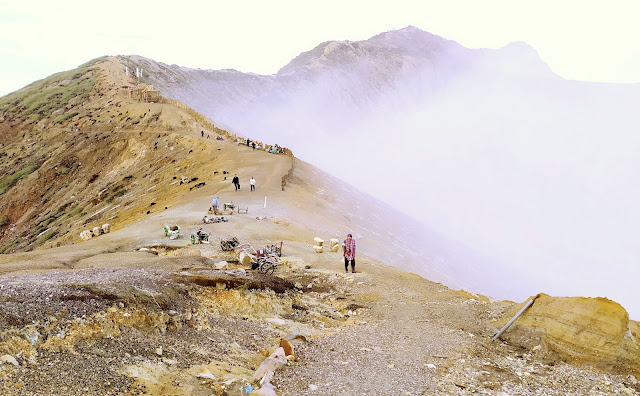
0;57;638;396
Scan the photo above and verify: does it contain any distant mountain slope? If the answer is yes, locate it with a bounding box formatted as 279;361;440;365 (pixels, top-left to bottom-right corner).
0;54;465;298
133;26;555;138
133;26;640;317
0;57;230;253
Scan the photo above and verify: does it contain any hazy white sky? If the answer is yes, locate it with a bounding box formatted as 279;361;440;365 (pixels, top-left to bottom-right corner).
1;0;640;97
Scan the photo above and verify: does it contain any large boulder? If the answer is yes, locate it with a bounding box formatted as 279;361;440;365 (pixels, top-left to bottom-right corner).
494;293;640;376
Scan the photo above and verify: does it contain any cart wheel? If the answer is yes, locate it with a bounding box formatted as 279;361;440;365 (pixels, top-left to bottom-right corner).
267;265;276;275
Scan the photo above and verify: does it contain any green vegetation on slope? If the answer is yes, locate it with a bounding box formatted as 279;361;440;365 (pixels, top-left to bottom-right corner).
0;65;97;124
0;165;39;195
0;238;21;254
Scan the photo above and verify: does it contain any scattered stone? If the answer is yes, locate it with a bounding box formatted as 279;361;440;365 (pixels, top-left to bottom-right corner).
155;347;163;356
23;328;41;345
168;310;178;316
280;338;294;357
0;355;19;366
309;384;319;391
285;333;308;342
214;261;228;270
266;317;286;325
253;382;277;396
226;268;246;276
253;347;287;382
162;358;177;365
196;368;216;380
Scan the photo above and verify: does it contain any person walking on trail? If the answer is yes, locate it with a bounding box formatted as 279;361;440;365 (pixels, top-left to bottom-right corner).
232;175;240;190
343;233;356;273
250;177;256;191
211;196;219;214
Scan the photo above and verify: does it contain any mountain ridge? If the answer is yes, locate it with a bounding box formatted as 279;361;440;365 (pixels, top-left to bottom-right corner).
131;26;640;321
1;49;640;395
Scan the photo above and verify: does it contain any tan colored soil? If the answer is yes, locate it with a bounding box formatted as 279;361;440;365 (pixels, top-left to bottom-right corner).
0;57;638;396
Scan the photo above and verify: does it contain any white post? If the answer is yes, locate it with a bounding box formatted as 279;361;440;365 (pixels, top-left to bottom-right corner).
264;196;267;208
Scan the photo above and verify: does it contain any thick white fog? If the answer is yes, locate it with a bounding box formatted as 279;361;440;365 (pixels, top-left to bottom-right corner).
141;31;640;318
226;68;640;319
285;72;640;319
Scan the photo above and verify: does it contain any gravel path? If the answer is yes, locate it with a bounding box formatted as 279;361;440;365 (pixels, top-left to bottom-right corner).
274;263;485;395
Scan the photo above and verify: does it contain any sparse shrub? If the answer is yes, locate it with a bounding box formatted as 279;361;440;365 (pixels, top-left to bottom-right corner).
0;65;96;123
0;216;8;227
0;165;39;195
54;111;79;124
105;187;127;203
66;205;84;218
35;229;59;247
0;238;22;254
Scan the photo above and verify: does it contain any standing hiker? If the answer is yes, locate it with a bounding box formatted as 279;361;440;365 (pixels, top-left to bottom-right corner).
343;233;356;273
250;177;256;191
232;175;240;190
211;196;219;214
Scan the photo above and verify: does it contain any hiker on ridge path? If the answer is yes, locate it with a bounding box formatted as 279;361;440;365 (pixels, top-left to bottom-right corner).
211;196;219;214
343;233;356;273
232;175;240;190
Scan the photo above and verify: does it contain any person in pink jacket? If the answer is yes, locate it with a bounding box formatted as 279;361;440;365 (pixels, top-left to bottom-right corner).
343;233;356;273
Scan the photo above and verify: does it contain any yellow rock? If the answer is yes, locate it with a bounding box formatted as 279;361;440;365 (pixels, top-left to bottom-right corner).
494;293;640;376
279;338;294;357
239;251;252;266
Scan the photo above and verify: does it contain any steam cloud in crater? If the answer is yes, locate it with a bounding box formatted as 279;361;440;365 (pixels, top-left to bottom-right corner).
139;28;640;318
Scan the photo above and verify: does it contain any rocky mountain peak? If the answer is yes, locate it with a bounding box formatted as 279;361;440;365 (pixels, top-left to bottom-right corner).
277;26;459;75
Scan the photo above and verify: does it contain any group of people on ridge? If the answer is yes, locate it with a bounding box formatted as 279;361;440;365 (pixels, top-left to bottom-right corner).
231;175;256;191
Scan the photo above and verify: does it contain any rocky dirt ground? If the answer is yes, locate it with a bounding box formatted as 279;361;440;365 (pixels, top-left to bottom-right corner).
1;58;638;395
1;237;638;395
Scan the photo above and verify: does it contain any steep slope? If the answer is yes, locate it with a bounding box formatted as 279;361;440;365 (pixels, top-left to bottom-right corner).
1;58;640;395
0;57;231;253
129;27;640;319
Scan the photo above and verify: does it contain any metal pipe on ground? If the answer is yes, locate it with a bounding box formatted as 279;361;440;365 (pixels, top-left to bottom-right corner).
492;294;540;341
